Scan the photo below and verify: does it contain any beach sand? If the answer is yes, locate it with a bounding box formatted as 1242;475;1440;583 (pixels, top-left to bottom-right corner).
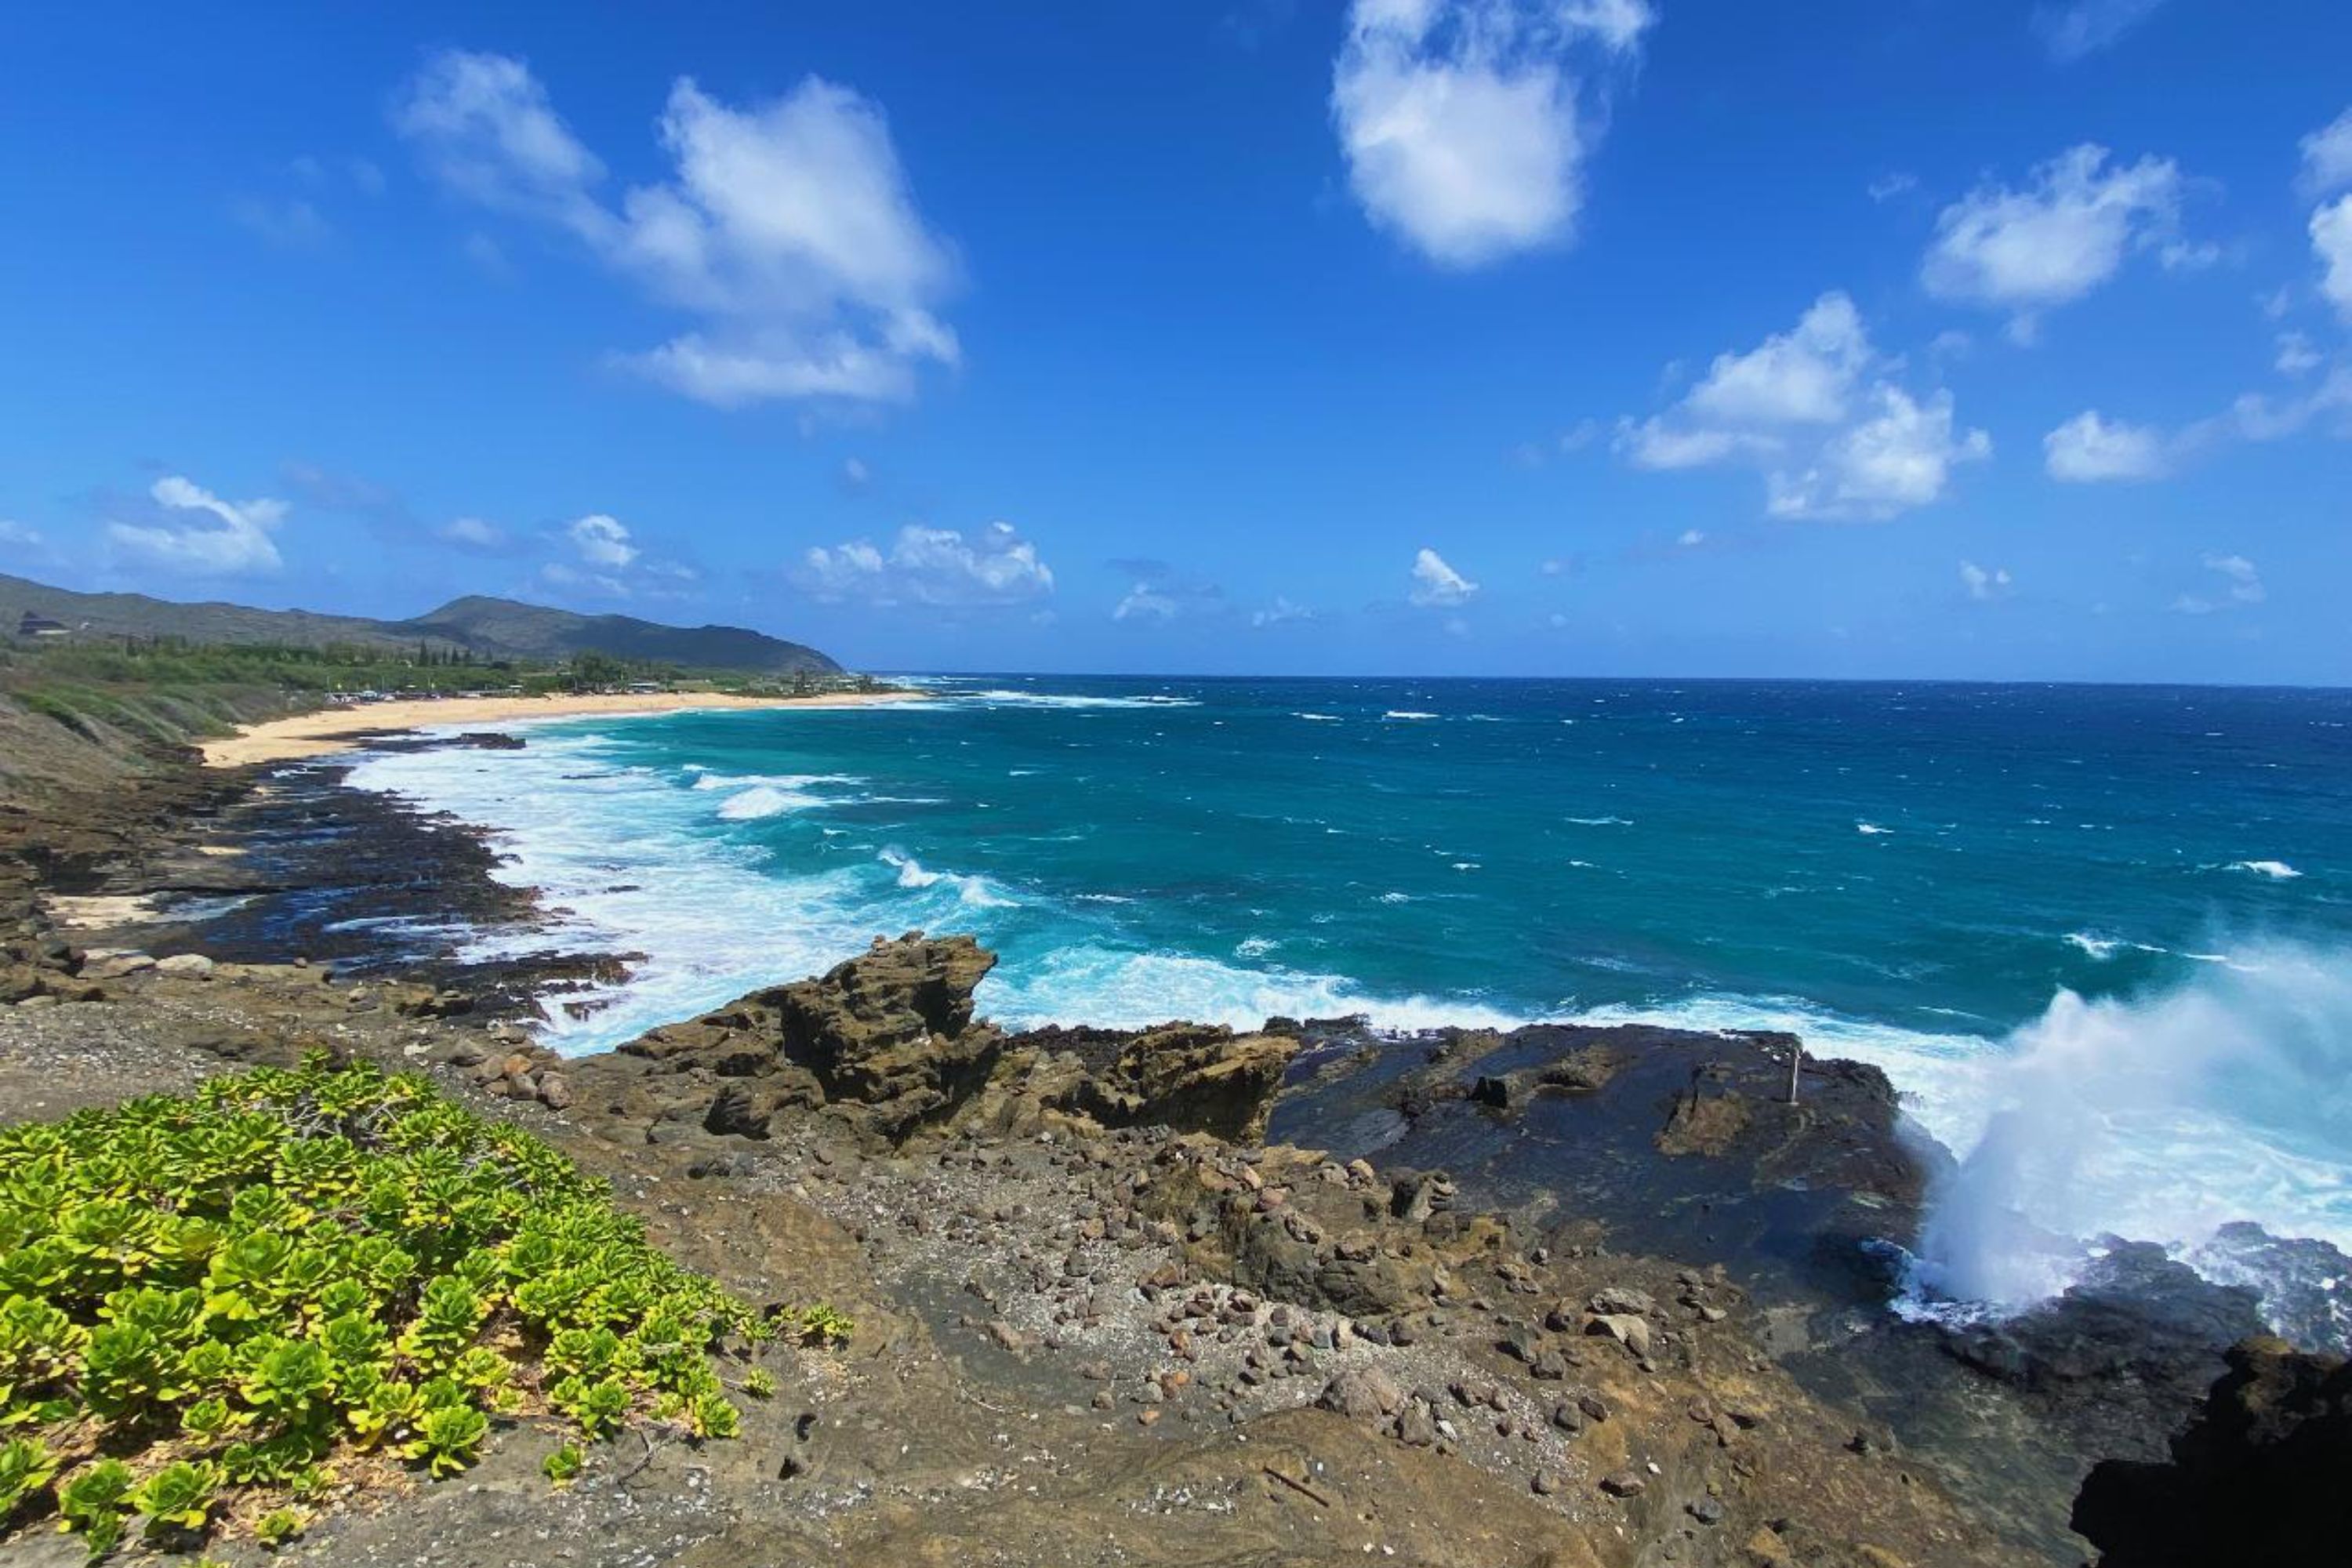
200;689;924;768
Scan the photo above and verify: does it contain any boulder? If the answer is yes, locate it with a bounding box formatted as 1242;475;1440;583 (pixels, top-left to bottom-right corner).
1061;1025;1301;1143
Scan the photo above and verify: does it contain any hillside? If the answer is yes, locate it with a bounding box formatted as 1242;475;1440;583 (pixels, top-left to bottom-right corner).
393;596;840;675
0;573;840;675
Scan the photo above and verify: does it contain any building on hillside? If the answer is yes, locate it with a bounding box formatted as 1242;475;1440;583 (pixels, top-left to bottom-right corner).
16;612;71;640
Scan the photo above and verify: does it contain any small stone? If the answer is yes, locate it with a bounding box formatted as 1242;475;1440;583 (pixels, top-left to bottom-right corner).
155;953;216;978
985;1320;1027;1352
1531;1470;1559;1497
1690;1497;1726;1526
1599;1471;1646;1498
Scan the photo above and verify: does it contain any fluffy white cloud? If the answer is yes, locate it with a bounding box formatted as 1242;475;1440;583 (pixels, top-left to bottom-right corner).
2043;409;2169;481
1617;292;1987;519
1330;0;1653;268
1407;547;1479;607
1766;389;1991;519
397;52;958;407
1922;144;2189;337
2301;107;2352;197
2033;0;2164;63
567;514;639;569
1251;596;1315;626
795;522;1054;608
1959;560;2013;601
1685;292;1869;426
0;520;43;549
106;477;285;577
2173;553;2264;615
2313;195;2352;321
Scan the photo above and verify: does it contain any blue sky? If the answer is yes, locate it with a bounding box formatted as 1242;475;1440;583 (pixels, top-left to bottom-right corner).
2;0;2348;681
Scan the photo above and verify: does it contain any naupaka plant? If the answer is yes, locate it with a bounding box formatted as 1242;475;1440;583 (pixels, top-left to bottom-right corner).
0;1054;847;1556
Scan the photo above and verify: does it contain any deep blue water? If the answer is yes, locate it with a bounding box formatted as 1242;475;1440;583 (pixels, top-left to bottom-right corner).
343;676;2352;1300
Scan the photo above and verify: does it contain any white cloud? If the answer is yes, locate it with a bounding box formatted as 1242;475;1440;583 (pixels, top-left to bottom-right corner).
567;514;640;569
1617;292;1988;519
1685;292;1869;425
1867;172;1918;204
440;516;509;550
2043;409;2169;481
2313;195;2352;321
1959;560;2013;601
1329;0;1653;268
0;520;43;549
2033;0;2164;63
2276;332;2322;376
2301;107;2352;197
397;51;959;407
1112;583;1178;622
1675;528;1705;547
1922;144;2189;337
2173;552;2264;615
795;521;1054;608
1617;422;1780;470
842;456;870;487
1250;595;1315;626
1407;546;1479;606
106;477;286;577
1766;388;1991;519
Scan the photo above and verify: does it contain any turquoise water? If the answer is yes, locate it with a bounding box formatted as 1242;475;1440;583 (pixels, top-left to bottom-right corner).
345;676;2352;1301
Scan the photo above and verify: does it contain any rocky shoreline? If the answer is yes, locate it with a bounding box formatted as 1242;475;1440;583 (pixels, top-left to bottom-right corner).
4;731;2348;1566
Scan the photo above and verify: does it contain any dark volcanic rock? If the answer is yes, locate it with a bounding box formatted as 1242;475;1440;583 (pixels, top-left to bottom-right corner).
768;932;1005;1138
2073;1336;2352;1566
1270;1020;1936;1312
1936;1242;2266;1460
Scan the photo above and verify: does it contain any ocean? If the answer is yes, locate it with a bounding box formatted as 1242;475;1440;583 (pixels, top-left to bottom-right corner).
342;675;2352;1310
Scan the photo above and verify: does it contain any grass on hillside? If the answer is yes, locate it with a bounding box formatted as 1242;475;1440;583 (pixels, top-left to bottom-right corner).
0;1055;846;1558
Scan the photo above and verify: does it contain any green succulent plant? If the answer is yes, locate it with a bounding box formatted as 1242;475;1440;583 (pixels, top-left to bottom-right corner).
0;1056;847;1557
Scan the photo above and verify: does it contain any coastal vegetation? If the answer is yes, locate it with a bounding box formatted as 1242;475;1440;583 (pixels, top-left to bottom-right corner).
0;1054;840;1557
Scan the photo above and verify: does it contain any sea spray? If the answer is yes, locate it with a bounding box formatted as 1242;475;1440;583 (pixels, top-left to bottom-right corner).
1910;941;2352;1310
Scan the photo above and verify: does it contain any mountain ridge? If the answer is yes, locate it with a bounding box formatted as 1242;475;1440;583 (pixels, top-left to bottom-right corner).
0;573;841;675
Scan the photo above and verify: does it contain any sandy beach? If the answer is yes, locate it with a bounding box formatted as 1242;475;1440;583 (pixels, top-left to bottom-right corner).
200;689;925;768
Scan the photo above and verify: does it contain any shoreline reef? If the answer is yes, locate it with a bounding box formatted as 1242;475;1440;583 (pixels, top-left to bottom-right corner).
196;688;929;768
2;715;2347;1566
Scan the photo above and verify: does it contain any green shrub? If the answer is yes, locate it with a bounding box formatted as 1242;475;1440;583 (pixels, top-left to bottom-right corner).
0;1056;833;1555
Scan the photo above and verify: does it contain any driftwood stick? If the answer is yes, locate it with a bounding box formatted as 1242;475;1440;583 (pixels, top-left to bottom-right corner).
1262;1465;1332;1507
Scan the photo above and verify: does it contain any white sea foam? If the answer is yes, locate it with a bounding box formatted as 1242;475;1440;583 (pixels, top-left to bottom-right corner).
978;944;1530;1035
2227;860;2303;880
1904;942;2352;1308
1383;710;1439;721
1566;815;1632;827
1295;712;1342;722
2066;932;2122;960
961;690;1200;710
715;786;824;819
1857;821;1893;836
691;771;861;792
876;847;1015;908
1574;963;2352;1319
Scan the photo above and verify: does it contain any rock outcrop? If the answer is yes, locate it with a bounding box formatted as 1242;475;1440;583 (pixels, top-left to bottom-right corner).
601;934;1301;1149
2072;1336;2352;1565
